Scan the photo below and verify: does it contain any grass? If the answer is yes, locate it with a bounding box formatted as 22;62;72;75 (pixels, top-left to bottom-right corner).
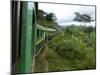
34;38;96;73
47;47;96;72
47;47;76;72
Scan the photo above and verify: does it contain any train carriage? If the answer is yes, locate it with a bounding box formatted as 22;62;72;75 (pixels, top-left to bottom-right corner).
12;1;56;74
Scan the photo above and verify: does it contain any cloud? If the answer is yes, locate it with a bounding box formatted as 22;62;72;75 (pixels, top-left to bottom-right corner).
38;3;95;26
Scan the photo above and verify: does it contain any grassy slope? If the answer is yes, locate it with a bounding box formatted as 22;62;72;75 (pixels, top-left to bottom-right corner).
47;31;96;72
47;47;78;72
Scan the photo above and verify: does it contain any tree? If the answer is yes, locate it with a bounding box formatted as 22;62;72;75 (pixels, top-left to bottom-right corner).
82;14;94;26
38;9;47;19
37;9;47;27
74;12;94;26
37;9;58;29
45;13;57;22
74;12;83;25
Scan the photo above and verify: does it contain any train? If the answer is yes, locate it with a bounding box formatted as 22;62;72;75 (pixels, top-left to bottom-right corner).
12;1;56;74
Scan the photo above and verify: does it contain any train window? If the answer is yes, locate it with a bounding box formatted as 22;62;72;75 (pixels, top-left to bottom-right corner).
40;30;42;38
39;30;41;38
41;30;43;37
37;29;39;38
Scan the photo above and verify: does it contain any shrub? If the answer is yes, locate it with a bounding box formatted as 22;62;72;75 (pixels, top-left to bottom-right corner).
55;39;86;61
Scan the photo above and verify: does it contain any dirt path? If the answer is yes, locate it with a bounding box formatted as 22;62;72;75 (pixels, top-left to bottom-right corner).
34;41;48;73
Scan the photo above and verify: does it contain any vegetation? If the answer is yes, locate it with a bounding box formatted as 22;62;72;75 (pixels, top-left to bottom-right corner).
74;12;94;26
48;25;96;71
35;10;96;72
37;9;58;29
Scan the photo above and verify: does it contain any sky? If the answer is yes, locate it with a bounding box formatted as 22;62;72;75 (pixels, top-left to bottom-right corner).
38;3;96;26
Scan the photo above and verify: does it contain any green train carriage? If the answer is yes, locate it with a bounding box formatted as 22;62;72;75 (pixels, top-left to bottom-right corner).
12;1;56;74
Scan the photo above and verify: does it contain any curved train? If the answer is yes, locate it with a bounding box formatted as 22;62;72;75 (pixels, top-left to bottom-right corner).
12;1;56;74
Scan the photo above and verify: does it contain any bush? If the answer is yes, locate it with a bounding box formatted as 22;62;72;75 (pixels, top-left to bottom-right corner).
48;25;96;70
55;39;86;61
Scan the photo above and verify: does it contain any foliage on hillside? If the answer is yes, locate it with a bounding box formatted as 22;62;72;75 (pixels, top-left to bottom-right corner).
48;25;96;71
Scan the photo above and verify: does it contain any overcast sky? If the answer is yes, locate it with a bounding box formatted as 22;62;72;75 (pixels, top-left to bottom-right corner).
38;3;95;26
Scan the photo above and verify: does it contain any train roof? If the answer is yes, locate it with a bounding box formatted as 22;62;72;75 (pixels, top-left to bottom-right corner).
37;24;56;32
